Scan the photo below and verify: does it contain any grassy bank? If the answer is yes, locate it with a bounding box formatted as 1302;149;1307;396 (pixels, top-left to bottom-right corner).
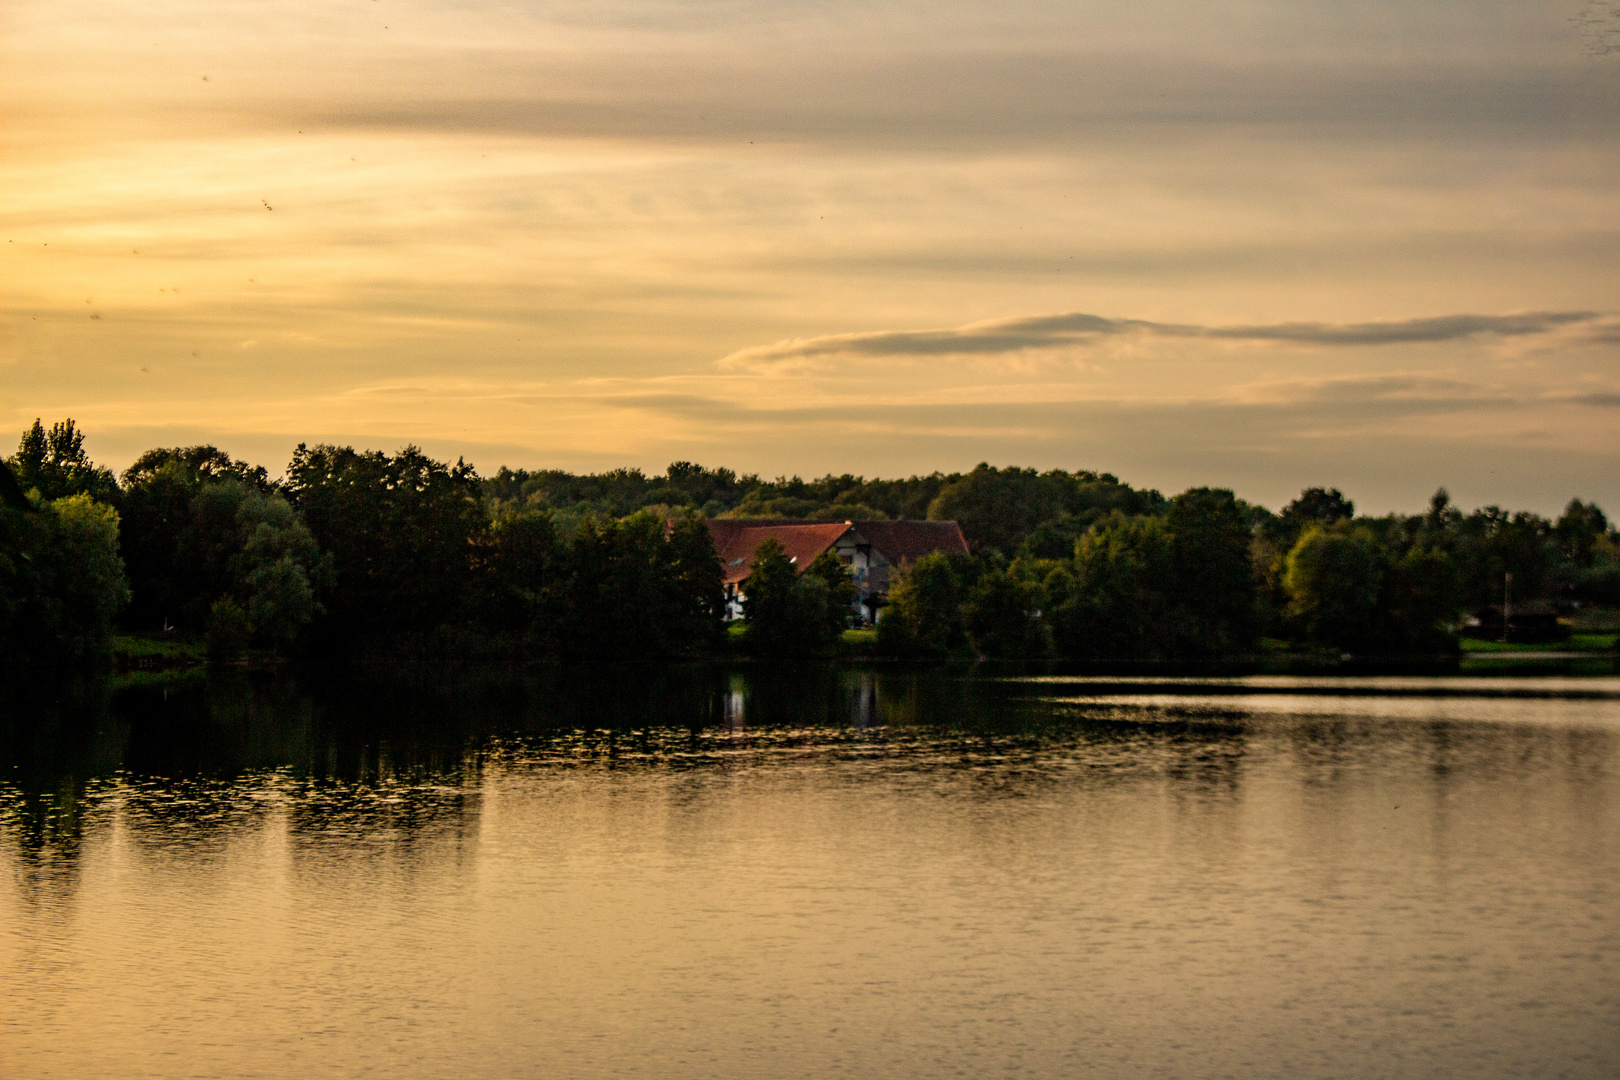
111;634;206;670
1459;633;1618;654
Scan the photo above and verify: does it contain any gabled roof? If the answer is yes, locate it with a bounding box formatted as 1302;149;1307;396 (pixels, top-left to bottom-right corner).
695;518;970;586
706;520;854;585
852;520;970;563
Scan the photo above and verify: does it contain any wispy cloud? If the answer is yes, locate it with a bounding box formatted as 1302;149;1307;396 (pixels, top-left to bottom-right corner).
720;311;1606;372
1574;0;1620;56
1549;391;1620;407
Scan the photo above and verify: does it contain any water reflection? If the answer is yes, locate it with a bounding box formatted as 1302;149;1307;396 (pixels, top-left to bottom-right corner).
4;667;1616;791
9;665;1614;880
2;667;1617;1080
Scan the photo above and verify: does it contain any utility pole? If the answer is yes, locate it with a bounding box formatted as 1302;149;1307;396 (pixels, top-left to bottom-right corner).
1502;571;1513;643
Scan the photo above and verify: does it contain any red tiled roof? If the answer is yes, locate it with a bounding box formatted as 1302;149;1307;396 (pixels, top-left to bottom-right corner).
705;520;854;585
851;520;970;563
692;518;969;586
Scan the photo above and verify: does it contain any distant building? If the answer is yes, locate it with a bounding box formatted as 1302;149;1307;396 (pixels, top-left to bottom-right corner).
1466;602;1567;643
695;518;970;622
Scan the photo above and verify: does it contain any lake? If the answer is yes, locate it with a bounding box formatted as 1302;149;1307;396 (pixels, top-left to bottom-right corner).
3;667;1617;1079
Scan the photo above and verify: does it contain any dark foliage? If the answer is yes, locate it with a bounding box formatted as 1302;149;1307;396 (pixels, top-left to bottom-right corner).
875;553;967;658
116;446;298;635
122;445;271;490
0;460;30;511
740;540;851;658
8;419;117;503
963;568;1050;658
554;512;724;660
1;494;129;677
1281;523;1458;654
1033;490;1256;660
475;509;562;637
1164;488;1259;655
927;463;1164;556
284;444;485;642
9;418;1618;669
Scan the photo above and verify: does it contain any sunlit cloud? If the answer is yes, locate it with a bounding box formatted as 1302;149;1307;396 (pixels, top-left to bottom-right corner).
3;0;1620;513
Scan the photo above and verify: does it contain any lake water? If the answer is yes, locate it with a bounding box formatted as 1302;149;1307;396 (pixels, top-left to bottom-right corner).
3;668;1617;1079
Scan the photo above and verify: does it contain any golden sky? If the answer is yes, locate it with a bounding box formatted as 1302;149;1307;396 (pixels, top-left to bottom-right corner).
3;0;1619;511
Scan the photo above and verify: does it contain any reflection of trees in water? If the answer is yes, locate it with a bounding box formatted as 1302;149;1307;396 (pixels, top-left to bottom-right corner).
68;669;1620;885
281;780;481;876
25;667;1617;908
119;672;319;780
1157;720;1247;795
7;664;1166;911
0;670;493;902
0;677;126;905
1282;713;1618;791
4;665;1265;791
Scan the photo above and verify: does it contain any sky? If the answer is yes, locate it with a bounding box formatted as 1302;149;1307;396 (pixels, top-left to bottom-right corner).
3;0;1618;513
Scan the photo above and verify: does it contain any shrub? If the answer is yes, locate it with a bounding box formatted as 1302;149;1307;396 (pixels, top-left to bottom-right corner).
875;553;965;657
205;597;253;660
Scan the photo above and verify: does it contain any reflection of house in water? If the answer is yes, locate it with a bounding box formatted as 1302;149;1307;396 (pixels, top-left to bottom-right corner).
849;671;878;728
695;518;970;623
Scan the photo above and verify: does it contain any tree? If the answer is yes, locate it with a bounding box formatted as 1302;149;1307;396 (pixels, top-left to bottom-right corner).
923;464;1167;556
739;539;846;658
233;489;333;651
1;493;130;674
1380;543;1460;654
1571;534;1620;606
1451;507;1555;611
661;512;728;653
1282;524;1383;651
117;446;276;632
1165;487;1259;655
553;511;724;660
1283;521;1462;655
0;459;32;512
121;444;270;490
1549;500;1620;606
963;568;1049;658
205;597;253;660
8;419;117;503
115;445;331;651
1282;487;1354;528
1016;517;1091;560
1556;499;1610;567
1057;513;1176;659
875;552;966;657
808;549;858;629
283;444;484;640
479;508;563;636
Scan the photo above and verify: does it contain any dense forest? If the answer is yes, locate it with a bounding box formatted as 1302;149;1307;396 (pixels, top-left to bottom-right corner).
3;417;1617;675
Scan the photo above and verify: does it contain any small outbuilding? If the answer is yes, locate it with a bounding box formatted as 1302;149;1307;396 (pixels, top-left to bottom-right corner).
1467;602;1567;643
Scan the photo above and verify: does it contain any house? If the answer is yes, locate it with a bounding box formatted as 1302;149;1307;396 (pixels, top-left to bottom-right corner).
696;518;970;623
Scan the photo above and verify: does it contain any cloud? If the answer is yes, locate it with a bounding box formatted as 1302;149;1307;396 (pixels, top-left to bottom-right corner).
1550;392;1620;407
1225;373;1519;411
1200;313;1600;345
1574;0;1620;57
720;310;1605;372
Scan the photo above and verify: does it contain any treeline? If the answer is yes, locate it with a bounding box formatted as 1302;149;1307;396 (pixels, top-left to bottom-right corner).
881;482;1618;660
484;459;1164;548
3;418;1617;674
